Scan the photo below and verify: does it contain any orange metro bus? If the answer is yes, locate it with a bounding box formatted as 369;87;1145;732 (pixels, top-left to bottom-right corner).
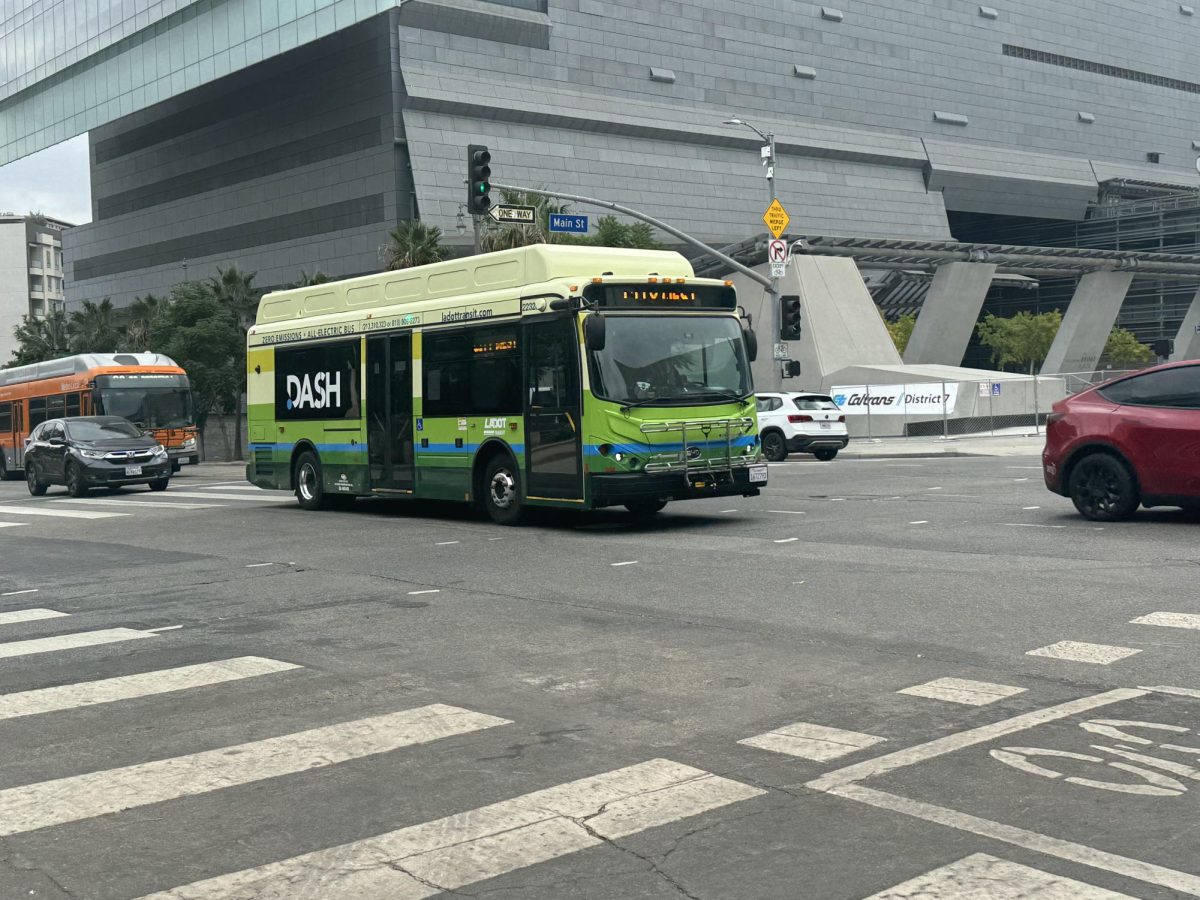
0;353;200;480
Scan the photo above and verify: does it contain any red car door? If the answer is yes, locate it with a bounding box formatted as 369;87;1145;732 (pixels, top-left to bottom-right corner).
1105;365;1200;498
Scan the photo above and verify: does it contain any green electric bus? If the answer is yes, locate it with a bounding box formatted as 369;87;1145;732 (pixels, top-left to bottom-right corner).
246;245;766;523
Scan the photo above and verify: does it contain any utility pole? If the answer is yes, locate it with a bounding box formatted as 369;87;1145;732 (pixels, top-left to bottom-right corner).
491;182;781;388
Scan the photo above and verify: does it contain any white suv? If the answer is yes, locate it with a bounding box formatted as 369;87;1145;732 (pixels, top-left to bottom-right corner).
756;392;849;461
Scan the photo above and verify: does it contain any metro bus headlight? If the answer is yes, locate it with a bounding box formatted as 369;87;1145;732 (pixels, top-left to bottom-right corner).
182;437;197;449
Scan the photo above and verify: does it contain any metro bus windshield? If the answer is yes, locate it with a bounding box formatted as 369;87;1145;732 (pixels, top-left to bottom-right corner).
588;315;752;406
99;388;194;429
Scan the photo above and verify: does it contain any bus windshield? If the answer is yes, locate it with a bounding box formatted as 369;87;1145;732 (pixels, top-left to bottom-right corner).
99;387;194;429
588;315;752;406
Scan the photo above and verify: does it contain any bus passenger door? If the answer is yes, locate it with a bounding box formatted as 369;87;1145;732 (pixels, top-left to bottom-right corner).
524;317;582;500
366;334;414;490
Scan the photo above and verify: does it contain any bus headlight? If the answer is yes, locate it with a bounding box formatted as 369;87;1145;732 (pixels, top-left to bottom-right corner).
182;437;197;449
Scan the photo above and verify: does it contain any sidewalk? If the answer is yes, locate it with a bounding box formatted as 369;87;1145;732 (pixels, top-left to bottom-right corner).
840;432;1044;459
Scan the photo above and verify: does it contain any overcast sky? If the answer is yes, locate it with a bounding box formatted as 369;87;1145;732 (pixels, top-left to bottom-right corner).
0;134;91;225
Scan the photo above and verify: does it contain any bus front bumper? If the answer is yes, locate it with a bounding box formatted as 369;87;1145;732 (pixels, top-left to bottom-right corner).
589;465;765;508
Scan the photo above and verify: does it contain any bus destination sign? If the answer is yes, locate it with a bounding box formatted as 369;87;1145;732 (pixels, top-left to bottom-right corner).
586;283;737;310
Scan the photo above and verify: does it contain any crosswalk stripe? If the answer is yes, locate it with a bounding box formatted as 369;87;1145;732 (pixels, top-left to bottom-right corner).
0;703;509;838
898;677;1026;706
156;491;293;503
1027;641;1141;665
196;485;263;492
864;852;1133;898
1130;612;1200;631
135;758;765;899
0;506;128;519
52;498;228;510
0;627;157;660
740;722;886;761
0;656;300;721
0;608;70;627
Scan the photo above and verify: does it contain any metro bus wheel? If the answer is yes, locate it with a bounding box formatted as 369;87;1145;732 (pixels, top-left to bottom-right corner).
293;451;330;511
625;500;667;517
26;462;47;496
482;454;526;526
66;463;90;497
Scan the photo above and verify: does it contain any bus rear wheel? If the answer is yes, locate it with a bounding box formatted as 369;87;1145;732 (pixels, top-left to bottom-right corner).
293;451;331;511
625;500;667;517
482;454;526;526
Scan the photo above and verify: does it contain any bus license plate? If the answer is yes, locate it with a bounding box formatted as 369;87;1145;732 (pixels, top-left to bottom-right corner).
749;464;768;483
125;465;143;476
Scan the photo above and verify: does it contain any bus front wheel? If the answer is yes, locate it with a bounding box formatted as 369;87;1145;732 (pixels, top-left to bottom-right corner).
294;451;330;511
482;454;526;526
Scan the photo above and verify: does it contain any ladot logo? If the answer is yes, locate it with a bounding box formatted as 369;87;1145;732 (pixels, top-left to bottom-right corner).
285;372;341;411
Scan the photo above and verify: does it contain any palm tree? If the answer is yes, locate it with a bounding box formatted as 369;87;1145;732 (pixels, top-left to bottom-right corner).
208;265;261;331
9;310;70;366
383;220;448;269
123;293;165;351
67;299;121;354
287;270;330;288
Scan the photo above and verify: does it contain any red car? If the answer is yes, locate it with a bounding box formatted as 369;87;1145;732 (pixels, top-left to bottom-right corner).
1043;360;1200;520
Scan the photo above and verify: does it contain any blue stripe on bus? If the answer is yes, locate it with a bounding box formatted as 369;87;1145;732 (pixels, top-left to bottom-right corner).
584;436;757;456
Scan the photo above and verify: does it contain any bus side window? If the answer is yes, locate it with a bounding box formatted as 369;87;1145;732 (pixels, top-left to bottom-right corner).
65;393;81;417
29;397;47;428
0;401;11;433
47;395;65;419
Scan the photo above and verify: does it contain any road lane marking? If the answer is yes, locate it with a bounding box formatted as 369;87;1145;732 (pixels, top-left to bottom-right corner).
1141;685;1200;699
611;560;638;566
195;485;264;492
0;657;300;721
773;537;798;543
1007;466;1044;469
244;563;274;568
1013;478;1030;482
0;627;157;660
0;703;510;838
805;688;1145;791
927;486;942;490
1022;506;1041;510
830;783;1200;897
150;491;293;502
0;506;128;519
898;677;1026;707
865;852;1135;898
146;625;183;633
1027;641;1142;665
435;540;460;546
767;509;806;515
908;520;928;525
740;722;886;761
1;588;38;596
54;497;227;509
1004;523;1066;528
135;758;764;900
0;609;69;627
407;590;440;596
1131;612;1200;631
720;508;737;513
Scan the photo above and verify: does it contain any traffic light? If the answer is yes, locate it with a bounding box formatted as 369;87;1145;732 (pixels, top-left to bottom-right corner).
780;295;802;341
467;144;492;216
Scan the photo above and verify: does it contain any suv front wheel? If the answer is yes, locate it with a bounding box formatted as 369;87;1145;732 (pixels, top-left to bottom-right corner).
1068;453;1139;521
26;461;47;496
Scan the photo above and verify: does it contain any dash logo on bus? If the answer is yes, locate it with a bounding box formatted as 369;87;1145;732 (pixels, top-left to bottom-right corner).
285;372;341;411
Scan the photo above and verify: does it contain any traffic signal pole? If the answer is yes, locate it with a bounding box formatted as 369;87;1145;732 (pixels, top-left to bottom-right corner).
491;182;783;390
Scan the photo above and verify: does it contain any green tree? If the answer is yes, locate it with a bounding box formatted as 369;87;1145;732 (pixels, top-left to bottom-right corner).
883;312;916;355
288;270;330;288
8;310;70;366
67;298;121;354
383;220;448;269
206;266;261;460
976;310;1062;372
148;283;243;459
122;294;166;351
1102;327;1154;366
584;215;662;250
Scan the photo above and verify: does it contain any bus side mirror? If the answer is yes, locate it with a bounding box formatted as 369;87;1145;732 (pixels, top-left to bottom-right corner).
743;326;758;363
584;314;606;352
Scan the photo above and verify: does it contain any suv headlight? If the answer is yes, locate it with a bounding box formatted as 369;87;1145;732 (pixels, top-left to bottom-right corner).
153;444;167;457
78;449;106;460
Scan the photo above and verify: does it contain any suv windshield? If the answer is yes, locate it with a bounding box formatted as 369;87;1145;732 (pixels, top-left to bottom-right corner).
98;388;194;429
589;315;751;405
66;419;141;441
793;396;840;411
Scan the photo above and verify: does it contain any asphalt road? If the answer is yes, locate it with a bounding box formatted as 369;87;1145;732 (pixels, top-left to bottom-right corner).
1;456;1198;899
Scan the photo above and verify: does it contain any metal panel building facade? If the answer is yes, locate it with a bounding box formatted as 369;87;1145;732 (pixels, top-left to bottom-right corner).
2;0;1198;308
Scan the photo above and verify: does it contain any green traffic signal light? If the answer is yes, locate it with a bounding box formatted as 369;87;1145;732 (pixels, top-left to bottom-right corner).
467;144;492;214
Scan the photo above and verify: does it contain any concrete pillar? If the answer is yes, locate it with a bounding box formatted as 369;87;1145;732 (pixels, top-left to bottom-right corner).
1040;270;1134;375
903;261;997;366
1170;285;1200;361
730;255;901;391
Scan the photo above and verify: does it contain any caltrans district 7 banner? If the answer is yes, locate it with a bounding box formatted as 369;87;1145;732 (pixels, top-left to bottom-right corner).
830;383;959;416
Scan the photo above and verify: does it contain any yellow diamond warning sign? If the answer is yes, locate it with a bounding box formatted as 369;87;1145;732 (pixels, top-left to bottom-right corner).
762;199;790;239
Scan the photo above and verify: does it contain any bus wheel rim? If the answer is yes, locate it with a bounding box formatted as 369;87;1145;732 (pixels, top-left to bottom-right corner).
490;470;516;509
299;463;317;500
